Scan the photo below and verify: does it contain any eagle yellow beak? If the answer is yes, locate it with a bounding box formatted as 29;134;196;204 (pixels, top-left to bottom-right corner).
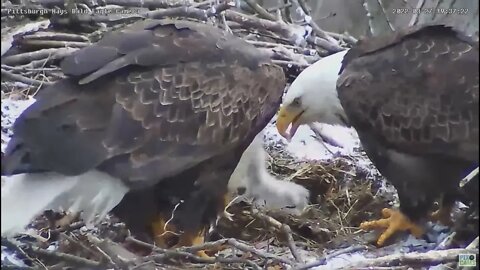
276;105;303;140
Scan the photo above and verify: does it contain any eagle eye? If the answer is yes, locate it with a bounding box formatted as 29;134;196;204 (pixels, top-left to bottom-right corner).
291;97;301;107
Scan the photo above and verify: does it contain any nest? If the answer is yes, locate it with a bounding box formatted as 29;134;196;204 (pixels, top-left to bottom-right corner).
1;1;479;269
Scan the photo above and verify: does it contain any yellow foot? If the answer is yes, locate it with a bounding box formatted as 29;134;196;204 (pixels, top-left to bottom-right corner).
360;208;425;246
177;230;216;258
151;216;215;258
430;206;453;226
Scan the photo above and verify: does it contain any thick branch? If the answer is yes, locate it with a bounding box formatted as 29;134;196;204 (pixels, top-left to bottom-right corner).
33;0;189;8
244;0;277;21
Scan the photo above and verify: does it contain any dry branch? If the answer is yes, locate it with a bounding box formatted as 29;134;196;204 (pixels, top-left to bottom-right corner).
1;69;53;86
28;245;104;268
328;248;478;270
16;40;89;49
146;1;235;20
126;236;265;269
243;0;277;21
251;209;303;263
2;48;77;66
32;0;189;8
22;32;90;42
291;0;340;47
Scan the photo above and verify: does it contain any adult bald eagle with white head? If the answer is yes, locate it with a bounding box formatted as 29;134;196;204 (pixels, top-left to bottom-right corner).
276;24;479;246
1;19;288;254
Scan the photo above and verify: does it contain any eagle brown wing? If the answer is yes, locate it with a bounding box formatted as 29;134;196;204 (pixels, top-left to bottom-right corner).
337;24;479;162
3;20;286;187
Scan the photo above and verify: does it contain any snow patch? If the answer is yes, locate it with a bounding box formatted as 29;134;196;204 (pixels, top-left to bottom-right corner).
2;20;50;56
1;246;28;268
263;121;362;161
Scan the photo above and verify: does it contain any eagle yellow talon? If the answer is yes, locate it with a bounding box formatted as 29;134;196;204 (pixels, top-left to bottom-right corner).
360;208;424;246
151;217;216;258
430;206;453;226
178;233;214;258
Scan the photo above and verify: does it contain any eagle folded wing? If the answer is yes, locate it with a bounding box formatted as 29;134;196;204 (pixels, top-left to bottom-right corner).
4;19;286;185
337;24;479;162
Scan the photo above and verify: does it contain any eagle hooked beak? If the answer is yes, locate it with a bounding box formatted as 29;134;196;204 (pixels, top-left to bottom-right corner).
276;105;304;140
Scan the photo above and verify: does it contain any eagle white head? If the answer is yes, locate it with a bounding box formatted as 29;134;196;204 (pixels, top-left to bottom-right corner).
276;49;350;139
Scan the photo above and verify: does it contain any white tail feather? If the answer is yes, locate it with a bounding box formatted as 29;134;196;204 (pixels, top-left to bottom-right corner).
1;170;129;237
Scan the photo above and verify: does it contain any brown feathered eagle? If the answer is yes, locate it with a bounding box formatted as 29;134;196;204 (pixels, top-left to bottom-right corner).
276;24;478;245
1;19;286;251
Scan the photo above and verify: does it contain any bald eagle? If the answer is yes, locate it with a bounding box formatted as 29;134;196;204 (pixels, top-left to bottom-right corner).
276;24;479;246
1;19;286;252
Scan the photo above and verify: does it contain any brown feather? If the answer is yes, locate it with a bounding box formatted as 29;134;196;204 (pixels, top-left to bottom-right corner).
4;18;285;188
337;24;478;221
3;19;286;242
338;24;479;162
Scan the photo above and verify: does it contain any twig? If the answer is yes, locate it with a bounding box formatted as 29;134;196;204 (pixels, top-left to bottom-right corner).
225;10;306;47
22;32;90;42
306;36;344;53
226;238;294;266
466;236;479;249
291;0;341;48
60;233;99;258
436;232;457;250
282;224;303;263
323;248;478;270
1;48;77;66
35;0;189;8
1;265;36;270
87;234;142;269
126;236;263;269
251;209;303;263
16;40;89;49
266;1;292;13
459;167;479;188
28;246;104;268
126;236;294;266
244;0;277;21
325;31;358;45
1;69;53;86
146;1;234;20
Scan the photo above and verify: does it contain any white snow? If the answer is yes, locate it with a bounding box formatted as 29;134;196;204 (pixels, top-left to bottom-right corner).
1;246;28;268
264;122;358;160
319;252;367;269
263;120;373;168
1;20;50;56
